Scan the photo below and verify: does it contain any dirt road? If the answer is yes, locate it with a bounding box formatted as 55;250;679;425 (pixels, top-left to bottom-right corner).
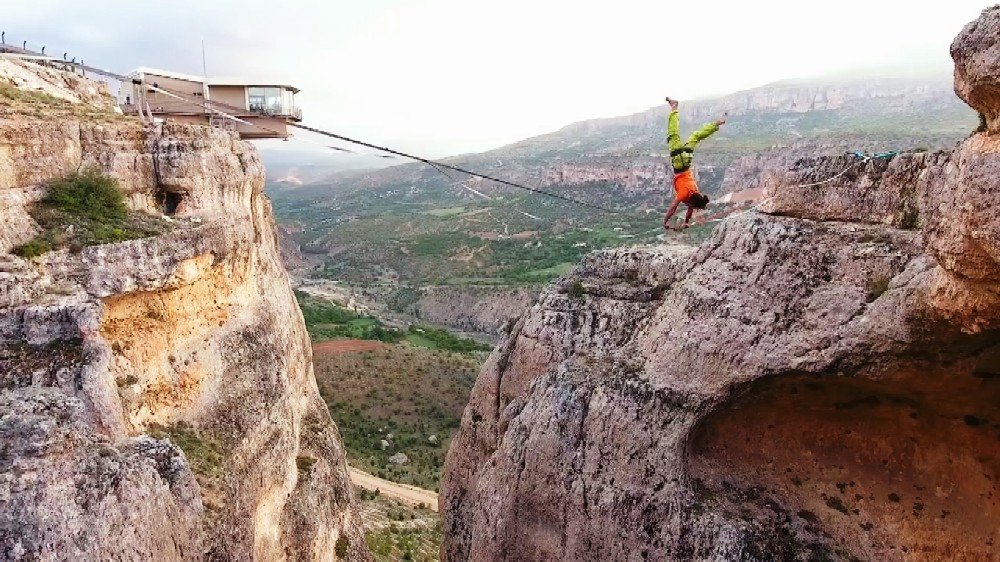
348;466;439;512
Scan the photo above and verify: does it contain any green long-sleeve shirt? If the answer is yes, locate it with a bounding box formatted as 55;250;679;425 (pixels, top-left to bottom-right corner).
667;110;719;173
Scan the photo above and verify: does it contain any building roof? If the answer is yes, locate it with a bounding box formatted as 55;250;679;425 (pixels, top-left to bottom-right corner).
128;67;300;93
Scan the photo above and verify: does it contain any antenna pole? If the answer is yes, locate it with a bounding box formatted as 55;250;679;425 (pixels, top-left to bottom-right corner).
201;39;210;112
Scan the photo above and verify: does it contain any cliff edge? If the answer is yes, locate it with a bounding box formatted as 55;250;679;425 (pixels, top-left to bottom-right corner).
441;8;1000;561
0;61;367;559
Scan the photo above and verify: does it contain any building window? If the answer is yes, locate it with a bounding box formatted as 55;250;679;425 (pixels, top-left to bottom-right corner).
248;87;285;114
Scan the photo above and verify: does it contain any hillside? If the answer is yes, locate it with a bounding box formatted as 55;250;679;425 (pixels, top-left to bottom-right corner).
267;68;977;300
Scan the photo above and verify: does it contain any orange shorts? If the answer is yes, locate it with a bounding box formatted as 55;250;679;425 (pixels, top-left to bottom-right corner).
673;170;699;203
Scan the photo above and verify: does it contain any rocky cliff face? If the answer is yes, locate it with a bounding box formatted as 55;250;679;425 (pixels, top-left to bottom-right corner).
441;8;1000;561
0;60;367;560
408;286;537;335
756;150;946;229
717;137;942;196
684;76;958;120
542;159;672;192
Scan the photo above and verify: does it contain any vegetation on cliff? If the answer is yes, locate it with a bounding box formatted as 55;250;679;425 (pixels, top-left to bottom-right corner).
272;181;721;287
13;169;168;258
298;287;486;490
359;494;442;562
297;290;404;343
296;290;490;353
0;80;63;105
314;344;478;491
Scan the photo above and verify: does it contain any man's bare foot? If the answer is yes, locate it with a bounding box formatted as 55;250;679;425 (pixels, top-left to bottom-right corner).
715;112;728;126
665;97;679;111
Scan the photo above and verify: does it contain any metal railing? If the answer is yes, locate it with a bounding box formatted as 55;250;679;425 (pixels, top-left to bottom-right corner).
247;103;302;120
122;97;204;115
209;113;237;131
116;89;302;127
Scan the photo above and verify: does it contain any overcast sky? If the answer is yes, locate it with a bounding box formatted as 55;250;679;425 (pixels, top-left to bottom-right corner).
3;1;990;158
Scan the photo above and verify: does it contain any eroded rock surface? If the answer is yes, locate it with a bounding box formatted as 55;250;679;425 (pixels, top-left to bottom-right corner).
0;389;203;560
952;5;1000;133
0;60;367;560
407;286;537;335
442;8;1000;561
757;151;946;228
922;133;1000;283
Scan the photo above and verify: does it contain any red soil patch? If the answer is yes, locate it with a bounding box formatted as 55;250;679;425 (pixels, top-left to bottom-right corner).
312;339;389;356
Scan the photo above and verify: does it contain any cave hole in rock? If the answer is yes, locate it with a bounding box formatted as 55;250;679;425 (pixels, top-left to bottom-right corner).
688;342;1000;559
161;191;183;215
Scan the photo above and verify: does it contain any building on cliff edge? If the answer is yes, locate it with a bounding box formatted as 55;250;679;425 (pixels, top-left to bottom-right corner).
119;67;301;139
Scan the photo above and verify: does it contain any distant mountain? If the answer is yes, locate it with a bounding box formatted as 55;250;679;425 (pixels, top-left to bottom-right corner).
288;70;977;201
484;74;974;186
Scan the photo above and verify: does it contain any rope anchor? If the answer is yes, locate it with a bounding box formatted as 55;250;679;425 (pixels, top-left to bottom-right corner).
789;150;898;189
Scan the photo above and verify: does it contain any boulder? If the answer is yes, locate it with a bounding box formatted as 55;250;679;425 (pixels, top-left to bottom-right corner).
922;124;1000;283
759;151;946;228
952;5;1000;132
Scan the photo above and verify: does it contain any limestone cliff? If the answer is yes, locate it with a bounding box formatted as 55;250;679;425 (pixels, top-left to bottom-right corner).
406;286;536;336
717;136;944;197
684;75;958;120
441;8;1000;561
542;159;674;193
0;60;367;560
